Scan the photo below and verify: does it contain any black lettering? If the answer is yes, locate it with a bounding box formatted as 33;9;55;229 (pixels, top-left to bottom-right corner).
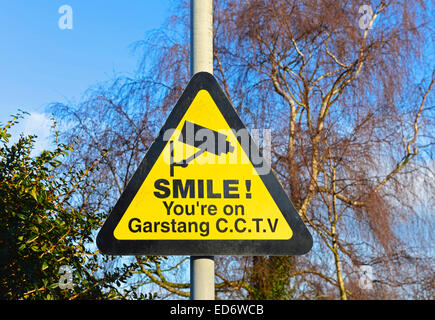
223;204;233;215
197;180;204;198
177;221;187;233
223;180;239;198
163;201;174;215
188;221;198;233
216;218;228;232
142;221;152;232
128;218;141;233
207;180;221;198
173;204;184;215
171;219;177;232
154;179;170;198
267;218;278;232
235;218;246;232
185;204;194;215
252;218;263;232
235;204;244;215
199;222;209;236
154;221;160;230
208;204;217;215
201;204;207;215
161;221;170;232
173;179;195;198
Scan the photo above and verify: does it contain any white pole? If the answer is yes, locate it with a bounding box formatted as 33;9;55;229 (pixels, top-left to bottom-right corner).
190;0;215;300
190;0;213;75
190;256;215;300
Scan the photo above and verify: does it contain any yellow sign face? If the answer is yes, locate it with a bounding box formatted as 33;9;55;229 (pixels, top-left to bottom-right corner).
113;89;293;240
97;72;312;255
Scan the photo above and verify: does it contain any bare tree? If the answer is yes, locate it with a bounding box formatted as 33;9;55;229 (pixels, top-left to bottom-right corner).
212;0;434;299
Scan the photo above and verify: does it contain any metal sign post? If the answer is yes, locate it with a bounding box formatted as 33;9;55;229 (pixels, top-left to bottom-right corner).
189;0;215;300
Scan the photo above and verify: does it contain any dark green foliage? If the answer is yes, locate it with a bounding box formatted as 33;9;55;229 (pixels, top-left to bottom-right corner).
0;113;148;299
249;256;296;300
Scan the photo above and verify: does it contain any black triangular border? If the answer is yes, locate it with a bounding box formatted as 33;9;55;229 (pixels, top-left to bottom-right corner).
96;72;312;255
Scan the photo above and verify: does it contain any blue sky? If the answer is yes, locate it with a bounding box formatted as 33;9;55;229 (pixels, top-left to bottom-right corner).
0;0;171;151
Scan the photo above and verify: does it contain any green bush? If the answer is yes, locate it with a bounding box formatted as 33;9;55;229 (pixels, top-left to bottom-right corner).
0;113;124;299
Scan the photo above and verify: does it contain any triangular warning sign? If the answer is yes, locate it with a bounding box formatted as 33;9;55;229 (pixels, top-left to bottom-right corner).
97;72;312;255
